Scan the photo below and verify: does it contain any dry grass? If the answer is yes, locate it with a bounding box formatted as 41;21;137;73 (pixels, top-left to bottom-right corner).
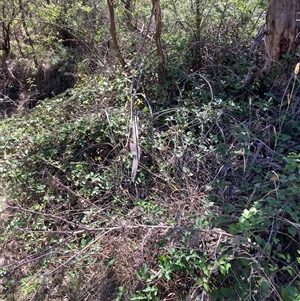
2;96;298;300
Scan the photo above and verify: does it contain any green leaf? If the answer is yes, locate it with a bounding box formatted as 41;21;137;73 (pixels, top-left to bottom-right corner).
282;265;295;276
136;264;149;280
158;254;168;263
281;288;293;301
203;282;210;292
130;293;147;300
220;287;235;297
103;256;116;267
142;286;156;293
219;263;230;275
261;280;270;294
288;226;297;237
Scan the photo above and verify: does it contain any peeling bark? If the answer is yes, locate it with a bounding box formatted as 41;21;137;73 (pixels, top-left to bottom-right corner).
263;0;300;72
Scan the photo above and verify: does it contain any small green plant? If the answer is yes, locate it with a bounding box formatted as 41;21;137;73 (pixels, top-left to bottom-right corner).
130;285;159;301
115;286;127;301
130;264;159;301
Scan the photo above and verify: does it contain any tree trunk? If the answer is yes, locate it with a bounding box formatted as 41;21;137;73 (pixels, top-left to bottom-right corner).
107;0;127;69
263;0;300;72
151;0;165;81
19;0;38;68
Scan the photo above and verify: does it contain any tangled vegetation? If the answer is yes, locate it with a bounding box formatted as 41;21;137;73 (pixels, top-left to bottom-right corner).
0;0;300;300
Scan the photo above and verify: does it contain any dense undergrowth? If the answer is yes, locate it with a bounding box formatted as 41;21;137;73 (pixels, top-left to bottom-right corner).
1;0;300;300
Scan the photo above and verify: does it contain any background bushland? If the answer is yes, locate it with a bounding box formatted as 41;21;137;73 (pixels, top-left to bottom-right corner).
1;0;300;300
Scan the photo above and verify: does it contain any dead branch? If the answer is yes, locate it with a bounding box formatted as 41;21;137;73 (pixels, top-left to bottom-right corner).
121;0;154;39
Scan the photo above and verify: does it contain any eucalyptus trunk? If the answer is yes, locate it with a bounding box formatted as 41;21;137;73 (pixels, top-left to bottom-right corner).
263;0;300;71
